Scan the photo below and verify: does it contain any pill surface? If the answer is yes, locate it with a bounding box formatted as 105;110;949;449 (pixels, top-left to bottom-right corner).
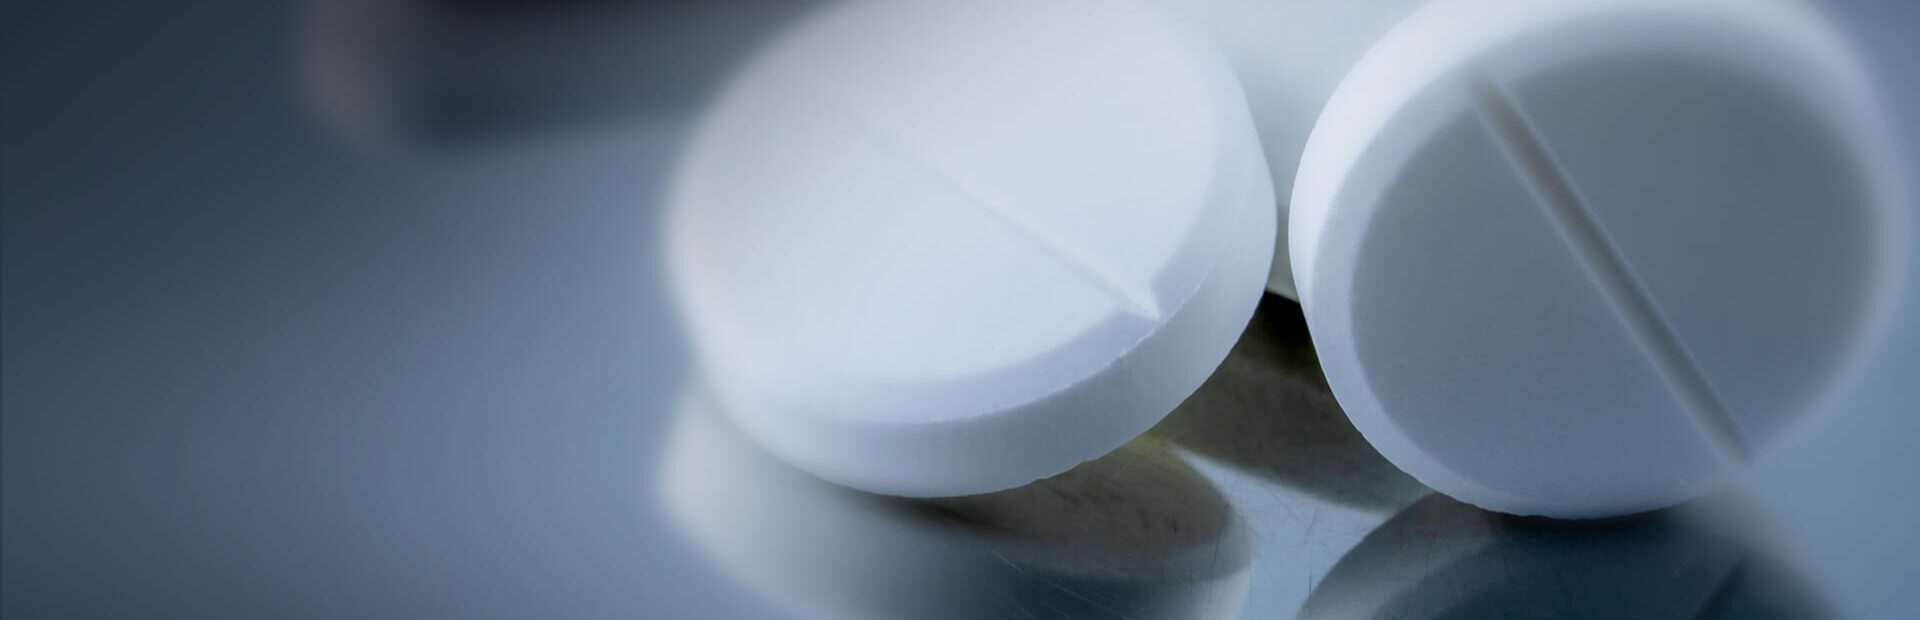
669;0;1274;496
1291;0;1908;517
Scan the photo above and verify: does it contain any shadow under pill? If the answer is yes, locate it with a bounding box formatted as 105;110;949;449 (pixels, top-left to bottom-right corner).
1152;294;1430;513
1303;493;1837;620
654;380;1255;620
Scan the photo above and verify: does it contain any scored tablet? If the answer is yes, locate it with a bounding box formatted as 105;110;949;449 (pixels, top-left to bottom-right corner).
1292;0;1908;517
669;0;1275;497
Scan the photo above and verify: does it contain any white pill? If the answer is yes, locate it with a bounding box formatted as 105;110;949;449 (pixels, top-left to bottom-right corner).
668;0;1274;496
1290;0;1909;517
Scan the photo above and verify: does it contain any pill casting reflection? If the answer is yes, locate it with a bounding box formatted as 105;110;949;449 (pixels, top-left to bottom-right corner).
1304;494;1837;619
1151;296;1428;514
655;382;1255;620
669;0;1275;497
670;0;1910;518
1177;0;1909;517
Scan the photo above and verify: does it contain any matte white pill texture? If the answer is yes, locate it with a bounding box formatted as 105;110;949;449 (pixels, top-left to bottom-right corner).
1289;0;1908;518
668;0;1274;497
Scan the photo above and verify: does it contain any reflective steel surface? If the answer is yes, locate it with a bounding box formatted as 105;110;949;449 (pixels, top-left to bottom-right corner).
5;1;1918;618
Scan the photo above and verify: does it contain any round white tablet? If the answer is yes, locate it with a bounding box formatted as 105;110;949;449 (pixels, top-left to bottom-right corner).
668;0;1274;496
1291;0;1908;517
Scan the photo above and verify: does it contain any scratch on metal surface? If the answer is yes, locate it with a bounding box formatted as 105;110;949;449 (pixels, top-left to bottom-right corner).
1691;556;1751;620
1038;573;1142;620
986;547;1028;576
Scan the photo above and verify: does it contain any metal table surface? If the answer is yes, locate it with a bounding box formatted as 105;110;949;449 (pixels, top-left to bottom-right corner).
4;1;1917;618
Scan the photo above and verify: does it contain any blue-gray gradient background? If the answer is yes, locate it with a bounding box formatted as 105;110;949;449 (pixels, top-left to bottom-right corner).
4;1;1917;618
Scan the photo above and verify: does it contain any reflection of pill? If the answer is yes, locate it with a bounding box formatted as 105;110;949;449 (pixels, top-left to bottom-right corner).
668;0;1273;497
1292;0;1908;517
1303;494;1836;619
655;381;1254;620
1152;296;1429;513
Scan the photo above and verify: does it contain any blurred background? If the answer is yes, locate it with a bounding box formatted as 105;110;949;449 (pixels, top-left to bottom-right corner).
3;1;1917;618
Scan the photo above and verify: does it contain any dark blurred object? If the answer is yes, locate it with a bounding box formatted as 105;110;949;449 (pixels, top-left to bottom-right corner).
1304;494;1836;620
300;0;822;148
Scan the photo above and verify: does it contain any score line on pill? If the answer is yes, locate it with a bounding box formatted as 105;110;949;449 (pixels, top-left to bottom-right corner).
668;0;1275;497
1289;0;1909;518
